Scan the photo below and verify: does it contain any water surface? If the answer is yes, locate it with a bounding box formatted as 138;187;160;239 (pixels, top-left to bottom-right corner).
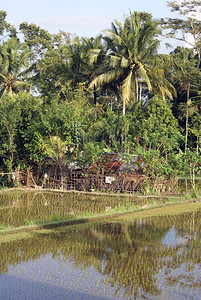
0;191;168;227
0;201;200;299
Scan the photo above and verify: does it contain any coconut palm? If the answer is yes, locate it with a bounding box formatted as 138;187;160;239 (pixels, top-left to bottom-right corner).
0;37;33;98
41;135;69;189
49;35;107;114
41;35;106;102
61;36;88;86
149;54;177;101
89;11;160;114
170;47;200;153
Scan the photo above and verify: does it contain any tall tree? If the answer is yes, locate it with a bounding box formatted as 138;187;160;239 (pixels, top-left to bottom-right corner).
0;94;21;176
161;0;201;69
19;22;54;58
0;38;33;97
149;54;177;101
89;12;160;114
38;35;105;102
19;23;65;95
140;96;182;155
170;46;200;153
0;10;16;38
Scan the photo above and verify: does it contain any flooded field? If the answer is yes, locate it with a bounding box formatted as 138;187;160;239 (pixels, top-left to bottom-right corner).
0;192;200;299
0;190;171;228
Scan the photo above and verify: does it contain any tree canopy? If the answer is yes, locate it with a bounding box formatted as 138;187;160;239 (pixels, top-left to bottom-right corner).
0;3;200;188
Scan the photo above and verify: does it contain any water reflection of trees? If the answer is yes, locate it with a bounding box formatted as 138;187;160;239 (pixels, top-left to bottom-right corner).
0;209;200;299
0;192;150;227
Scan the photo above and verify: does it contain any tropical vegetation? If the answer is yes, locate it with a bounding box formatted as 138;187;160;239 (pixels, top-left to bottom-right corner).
0;1;200;191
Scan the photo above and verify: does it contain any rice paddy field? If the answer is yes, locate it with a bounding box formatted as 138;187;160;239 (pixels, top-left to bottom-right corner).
0;190;181;229
0;190;201;299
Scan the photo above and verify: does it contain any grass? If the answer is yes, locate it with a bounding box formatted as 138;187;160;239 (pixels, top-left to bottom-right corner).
0;192;200;236
0;224;7;230
0;198;201;244
115;200;201;221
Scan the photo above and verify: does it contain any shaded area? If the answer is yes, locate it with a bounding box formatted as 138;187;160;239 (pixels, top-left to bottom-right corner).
0;273;108;300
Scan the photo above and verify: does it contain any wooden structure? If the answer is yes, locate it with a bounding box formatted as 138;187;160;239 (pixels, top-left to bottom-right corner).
70;172;145;193
42;153;146;192
1;154;146;193
42;170;145;193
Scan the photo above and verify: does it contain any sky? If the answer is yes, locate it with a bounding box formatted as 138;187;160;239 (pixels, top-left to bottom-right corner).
2;0;175;37
1;0;185;53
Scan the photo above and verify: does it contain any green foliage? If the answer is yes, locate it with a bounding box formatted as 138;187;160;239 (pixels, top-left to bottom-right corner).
189;112;201;150
138;150;175;179
184;149;201;191
77;141;109;167
0;38;33;97
140;97;183;154
161;0;201;69
19;22;53;53
0;8;201;189
0;93;21;172
0;10;16;38
89;11;160;114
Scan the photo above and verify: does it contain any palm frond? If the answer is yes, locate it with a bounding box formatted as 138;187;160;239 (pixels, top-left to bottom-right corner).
121;56;129;68
88;49;103;64
137;63;152;91
109;55;121;68
150;67;177;100
89;68;124;89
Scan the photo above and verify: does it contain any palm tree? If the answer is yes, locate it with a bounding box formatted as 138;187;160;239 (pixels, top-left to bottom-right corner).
170;47;200;153
89;11;160;114
41;135;69;189
149;54;177;101
53;35;107;120
0;37;32;98
65;36;106;93
44;35;105;104
61;36;88;87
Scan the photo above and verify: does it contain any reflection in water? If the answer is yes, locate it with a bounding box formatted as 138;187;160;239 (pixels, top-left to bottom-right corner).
0;191;162;227
162;227;190;247
0;206;201;299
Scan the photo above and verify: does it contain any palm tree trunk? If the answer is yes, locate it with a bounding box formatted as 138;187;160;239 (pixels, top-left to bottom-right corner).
197;137;199;153
134;71;139;102
93;84;97;120
139;83;142;104
185;84;190;154
196;47;201;70
122;100;126;115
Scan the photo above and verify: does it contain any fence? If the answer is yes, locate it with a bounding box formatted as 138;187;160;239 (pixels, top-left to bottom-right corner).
43;171;146;193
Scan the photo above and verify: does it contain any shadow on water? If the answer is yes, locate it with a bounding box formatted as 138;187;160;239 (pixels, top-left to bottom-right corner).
0;274;107;300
